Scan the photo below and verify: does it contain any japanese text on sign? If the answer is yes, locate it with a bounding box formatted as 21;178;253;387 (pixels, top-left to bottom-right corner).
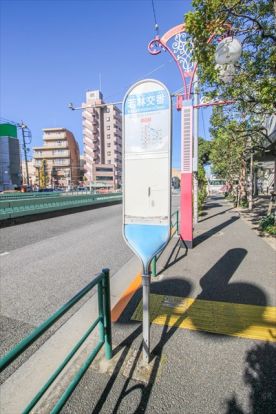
125;90;169;114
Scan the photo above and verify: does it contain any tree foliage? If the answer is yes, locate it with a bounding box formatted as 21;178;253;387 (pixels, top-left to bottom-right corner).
39;159;49;189
209;107;246;184
185;0;276;149
185;0;275;112
197;137;211;211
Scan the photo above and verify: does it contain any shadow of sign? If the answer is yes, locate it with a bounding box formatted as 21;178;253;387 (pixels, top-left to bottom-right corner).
90;249;274;414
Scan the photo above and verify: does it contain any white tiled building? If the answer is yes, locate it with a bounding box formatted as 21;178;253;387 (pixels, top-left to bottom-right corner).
82;90;122;190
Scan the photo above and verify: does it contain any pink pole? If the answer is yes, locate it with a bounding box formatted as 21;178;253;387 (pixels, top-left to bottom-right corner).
180;172;193;248
180;102;193;247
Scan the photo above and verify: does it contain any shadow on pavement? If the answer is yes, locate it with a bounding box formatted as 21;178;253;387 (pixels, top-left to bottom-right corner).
156;237;188;276
91;248;270;413
194;215;240;246
199;207;234;223
202;202;222;209
92;277;193;414
197;248;266;305
225;339;276;414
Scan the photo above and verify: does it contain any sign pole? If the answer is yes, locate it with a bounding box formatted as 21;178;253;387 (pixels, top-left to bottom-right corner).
142;272;150;362
122;79;171;364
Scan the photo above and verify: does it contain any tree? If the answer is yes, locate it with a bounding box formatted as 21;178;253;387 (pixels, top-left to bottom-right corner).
39;159;49;189
185;0;276;150
209;107;249;204
198;137;212;211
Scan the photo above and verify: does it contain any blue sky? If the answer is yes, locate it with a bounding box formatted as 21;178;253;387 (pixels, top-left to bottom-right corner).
0;0;212;168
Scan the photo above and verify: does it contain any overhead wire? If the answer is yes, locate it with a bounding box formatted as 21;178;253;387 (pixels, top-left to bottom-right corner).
151;0;159;36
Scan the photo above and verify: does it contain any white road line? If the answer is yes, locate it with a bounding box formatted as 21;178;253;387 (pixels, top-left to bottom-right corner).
0;252;9;256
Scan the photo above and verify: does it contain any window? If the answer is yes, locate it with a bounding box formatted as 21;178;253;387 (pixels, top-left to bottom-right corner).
106;108;110;113
106;117;110;121
108;160;111;164
107;134;110;139
96;176;113;181
107;143;111;147
95;167;113;172
107;126;110;130
107;151;111;156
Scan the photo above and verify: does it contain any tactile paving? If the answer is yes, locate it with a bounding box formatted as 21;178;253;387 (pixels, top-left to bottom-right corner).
131;294;276;342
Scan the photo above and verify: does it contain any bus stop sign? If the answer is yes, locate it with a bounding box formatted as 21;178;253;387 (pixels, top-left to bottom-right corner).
122;79;172;273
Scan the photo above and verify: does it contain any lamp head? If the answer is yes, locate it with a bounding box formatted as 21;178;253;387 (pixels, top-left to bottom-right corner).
215;37;242;65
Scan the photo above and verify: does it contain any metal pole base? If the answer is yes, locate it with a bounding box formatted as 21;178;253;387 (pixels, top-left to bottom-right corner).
142;274;150;364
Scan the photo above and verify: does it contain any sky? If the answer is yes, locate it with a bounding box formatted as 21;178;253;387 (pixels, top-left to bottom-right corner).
0;0;212;169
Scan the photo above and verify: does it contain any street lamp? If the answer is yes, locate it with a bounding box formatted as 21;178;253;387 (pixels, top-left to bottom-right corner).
148;24;214;247
148;24;241;247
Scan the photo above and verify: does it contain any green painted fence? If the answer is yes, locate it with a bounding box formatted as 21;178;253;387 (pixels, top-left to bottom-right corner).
0;269;112;413
0;193;122;220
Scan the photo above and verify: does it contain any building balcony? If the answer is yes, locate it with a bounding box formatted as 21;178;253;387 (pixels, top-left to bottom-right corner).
44;133;67;141
34;143;69;150
83;119;93;129
84;137;93;146
34;150;70;159
53;160;71;167
85;148;94;158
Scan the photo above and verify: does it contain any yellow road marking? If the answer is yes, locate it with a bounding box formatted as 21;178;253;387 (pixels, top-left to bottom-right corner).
131;294;276;342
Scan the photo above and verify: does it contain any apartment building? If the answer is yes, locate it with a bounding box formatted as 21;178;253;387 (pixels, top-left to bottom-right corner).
0;123;21;191
33;128;80;188
82;90;122;190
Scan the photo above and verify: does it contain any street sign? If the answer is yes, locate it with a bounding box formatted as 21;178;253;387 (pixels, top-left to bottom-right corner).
122;79;171;363
123;79;172;273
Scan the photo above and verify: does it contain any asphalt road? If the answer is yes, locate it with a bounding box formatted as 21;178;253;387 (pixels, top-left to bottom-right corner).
0;196;180;355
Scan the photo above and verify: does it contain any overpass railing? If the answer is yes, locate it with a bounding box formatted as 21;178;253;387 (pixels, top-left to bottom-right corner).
0;192;122;220
0;269;112;414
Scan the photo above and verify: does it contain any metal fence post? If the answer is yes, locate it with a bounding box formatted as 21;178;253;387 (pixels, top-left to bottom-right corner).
102;268;112;360
97;278;105;345
151;257;157;277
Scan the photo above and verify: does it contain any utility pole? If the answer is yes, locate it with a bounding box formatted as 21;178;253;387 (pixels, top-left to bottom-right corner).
18;122;30;186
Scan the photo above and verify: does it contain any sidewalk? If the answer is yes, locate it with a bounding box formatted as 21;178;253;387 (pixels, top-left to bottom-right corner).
236;195;276;251
60;196;276;414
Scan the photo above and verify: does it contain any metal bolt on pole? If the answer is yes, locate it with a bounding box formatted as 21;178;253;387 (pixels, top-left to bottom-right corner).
142;273;151;363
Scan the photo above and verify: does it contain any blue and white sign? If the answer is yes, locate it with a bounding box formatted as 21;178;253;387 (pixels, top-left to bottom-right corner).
123;79;172;273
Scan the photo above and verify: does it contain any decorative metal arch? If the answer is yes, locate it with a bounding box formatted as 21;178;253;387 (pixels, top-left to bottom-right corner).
148;23;215;100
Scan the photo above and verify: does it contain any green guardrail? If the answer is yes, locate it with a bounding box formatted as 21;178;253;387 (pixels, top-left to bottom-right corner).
0;193;122;220
0;192;64;199
0;269;112;414
151;210;179;277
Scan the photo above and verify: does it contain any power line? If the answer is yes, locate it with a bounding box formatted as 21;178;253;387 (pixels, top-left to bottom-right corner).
104;58;174;102
151;0;159;36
